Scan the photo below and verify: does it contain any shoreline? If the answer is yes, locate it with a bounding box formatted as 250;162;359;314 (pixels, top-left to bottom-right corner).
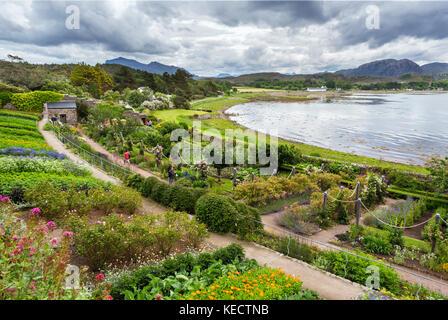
193;91;436;173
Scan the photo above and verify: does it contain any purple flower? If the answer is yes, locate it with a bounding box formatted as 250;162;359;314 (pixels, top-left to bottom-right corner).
47;221;56;229
51;238;58;244
1;197;10;203
63;231;73;238
29;208;41;217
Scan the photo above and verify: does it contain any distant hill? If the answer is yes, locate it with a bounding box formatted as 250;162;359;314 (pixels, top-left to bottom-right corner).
420;62;448;76
105;57;189;75
335;58;448;77
335;59;421;77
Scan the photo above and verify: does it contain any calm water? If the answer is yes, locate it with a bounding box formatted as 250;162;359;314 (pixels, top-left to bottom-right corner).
225;93;448;165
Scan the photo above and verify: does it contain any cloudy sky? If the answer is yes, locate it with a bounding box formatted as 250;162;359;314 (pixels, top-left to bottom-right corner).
1;1;448;76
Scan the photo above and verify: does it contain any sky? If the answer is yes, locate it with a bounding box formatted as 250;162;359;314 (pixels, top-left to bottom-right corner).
1;1;448;76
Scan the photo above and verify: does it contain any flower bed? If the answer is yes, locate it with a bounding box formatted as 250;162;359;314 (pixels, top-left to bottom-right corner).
0;147;66;159
0;156;91;176
179;267;319;300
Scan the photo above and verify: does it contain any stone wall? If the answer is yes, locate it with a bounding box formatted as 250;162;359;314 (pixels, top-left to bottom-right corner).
48;108;77;125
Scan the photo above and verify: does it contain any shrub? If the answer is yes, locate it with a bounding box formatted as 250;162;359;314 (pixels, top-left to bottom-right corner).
195;193;237;233
68;214;157;270
170;185;195;213
151;181;172;206
315;250;402;295
0;91;12;106
361;235;393;255
11;91;64;112
212;243;245;264
124;173;145;192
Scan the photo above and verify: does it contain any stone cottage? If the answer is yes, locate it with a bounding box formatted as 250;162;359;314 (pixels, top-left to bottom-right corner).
45;100;77;125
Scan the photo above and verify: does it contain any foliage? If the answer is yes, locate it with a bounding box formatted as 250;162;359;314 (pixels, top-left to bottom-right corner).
0;147;65;159
308;172;342;191
276;204;318;235
195;193;262;236
179;267;319;300
0;156;90;176
108;244;249;300
310;185;355;224
68;210;209;271
361;235;393;255
353;172;387;207
0;172;110;204
69;63;114;98
10;91;63;112
0;202;86;300
235;174;318;206
427;156;448;194
277;144;302;167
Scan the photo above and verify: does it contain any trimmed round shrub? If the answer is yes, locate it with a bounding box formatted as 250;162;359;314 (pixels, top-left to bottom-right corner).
170;185;195;213
195;193;238;233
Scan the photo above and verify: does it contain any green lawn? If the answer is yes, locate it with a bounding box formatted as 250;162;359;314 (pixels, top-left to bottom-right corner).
152;109;207;124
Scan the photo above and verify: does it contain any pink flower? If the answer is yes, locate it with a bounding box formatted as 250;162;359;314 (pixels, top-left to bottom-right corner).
13;236;18;241
29;208;41;217
95;273;105;282
63;231;73;238
156;294;162;300
30;285;35;290
47;221;56;229
51;238;57;244
105;295;113;300
1;196;10;203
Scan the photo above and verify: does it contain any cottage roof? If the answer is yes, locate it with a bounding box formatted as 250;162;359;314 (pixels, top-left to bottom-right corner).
47;101;77;109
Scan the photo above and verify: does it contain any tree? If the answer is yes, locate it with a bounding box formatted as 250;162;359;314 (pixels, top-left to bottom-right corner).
171;88;190;109
427;156;448;194
69;63;113;98
127;90;145;108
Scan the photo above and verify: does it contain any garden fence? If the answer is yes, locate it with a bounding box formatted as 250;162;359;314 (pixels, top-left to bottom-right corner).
49;123;133;180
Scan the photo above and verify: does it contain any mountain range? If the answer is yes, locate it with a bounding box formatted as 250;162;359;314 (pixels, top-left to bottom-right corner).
335;59;448;77
105;57;448;80
105;57;188;75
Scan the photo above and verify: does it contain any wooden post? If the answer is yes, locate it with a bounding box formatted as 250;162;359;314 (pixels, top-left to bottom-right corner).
355;181;360;199
233;167;237;187
323;192;327;211
356;198;361;235
292;167;296;177
251;172;255;182
431;214;441;253
321;163;324;171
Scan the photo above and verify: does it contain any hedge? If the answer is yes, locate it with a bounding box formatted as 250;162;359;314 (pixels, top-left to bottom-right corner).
387;187;448;207
124;174;207;214
10;91;63;112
